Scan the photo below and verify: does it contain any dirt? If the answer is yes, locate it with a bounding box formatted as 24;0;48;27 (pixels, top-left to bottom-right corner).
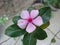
0;0;35;17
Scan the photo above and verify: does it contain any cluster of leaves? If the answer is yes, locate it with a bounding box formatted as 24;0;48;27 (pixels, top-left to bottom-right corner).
43;0;60;9
5;7;51;45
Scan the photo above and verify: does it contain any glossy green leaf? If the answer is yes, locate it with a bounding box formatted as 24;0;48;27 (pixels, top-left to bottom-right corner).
12;16;21;24
5;24;26;37
33;27;47;40
23;33;37;45
39;7;51;23
40;22;50;29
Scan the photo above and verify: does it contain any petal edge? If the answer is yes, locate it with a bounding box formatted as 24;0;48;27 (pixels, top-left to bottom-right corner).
30;10;39;18
26;23;36;33
32;16;43;26
21;10;30;19
17;19;28;29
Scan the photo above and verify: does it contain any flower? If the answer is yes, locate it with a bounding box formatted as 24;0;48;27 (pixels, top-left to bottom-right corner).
17;10;43;33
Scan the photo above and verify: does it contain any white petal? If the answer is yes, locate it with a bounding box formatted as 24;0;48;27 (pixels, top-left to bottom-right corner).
26;23;36;33
21;10;30;19
17;19;28;29
32;16;43;26
30;10;39;18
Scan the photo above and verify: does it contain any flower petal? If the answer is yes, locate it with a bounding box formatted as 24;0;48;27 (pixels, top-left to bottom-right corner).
32;16;43;26
26;23;36;33
21;10;30;19
30;10;39;18
17;19;28;29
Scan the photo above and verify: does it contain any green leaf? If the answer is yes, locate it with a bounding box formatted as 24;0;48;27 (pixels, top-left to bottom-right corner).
48;0;60;8
23;33;37;45
40;22;50;29
12;16;21;24
49;0;60;8
43;0;60;8
39;7;51;23
51;38;56;43
5;24;26;37
33;27;47;40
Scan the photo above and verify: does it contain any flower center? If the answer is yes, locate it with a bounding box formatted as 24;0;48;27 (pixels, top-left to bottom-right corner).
28;18;33;23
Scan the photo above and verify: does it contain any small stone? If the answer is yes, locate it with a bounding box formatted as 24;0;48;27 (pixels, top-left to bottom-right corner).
51;38;56;43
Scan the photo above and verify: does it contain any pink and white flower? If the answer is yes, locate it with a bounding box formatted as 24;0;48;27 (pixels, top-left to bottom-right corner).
17;10;43;33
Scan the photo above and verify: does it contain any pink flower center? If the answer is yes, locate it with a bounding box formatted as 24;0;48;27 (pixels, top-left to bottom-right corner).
28;18;33;23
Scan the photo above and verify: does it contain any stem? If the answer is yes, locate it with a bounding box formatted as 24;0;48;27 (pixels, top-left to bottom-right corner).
14;37;20;45
0;38;11;45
